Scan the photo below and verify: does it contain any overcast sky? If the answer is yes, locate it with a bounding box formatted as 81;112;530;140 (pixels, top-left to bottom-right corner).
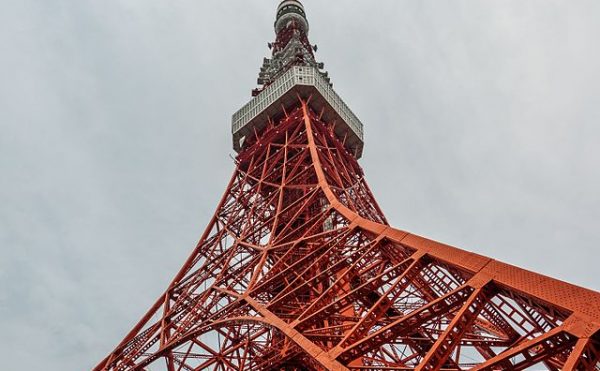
1;1;599;369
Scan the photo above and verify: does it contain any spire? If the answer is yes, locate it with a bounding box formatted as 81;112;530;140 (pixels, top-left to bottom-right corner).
255;1;327;93
275;0;309;36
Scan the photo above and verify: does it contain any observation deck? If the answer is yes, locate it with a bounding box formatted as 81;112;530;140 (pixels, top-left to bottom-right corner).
232;66;364;158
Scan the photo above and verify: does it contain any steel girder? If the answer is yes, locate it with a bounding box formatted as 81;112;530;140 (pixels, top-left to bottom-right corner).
95;100;600;371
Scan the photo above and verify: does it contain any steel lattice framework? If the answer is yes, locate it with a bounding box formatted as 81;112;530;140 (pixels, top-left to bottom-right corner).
95;2;600;370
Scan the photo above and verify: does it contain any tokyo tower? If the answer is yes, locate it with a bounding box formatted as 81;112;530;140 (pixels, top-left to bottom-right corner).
95;1;600;370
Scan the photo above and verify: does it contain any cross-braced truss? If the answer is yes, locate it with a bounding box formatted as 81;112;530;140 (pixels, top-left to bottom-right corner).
95;100;600;371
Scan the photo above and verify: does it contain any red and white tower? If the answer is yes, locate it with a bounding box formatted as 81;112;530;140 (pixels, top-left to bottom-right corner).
95;2;600;370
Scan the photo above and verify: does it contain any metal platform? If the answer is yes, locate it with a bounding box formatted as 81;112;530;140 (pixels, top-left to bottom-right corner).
232;66;364;158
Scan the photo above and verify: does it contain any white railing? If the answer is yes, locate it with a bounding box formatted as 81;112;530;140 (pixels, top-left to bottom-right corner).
232;66;364;141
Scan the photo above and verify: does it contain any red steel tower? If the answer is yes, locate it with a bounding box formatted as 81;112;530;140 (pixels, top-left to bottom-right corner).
95;2;600;370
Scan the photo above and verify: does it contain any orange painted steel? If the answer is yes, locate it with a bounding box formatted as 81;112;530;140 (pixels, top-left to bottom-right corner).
94;1;600;370
95;102;600;370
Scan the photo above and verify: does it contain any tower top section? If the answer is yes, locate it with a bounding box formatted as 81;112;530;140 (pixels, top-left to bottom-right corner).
275;1;309;35
257;0;321;89
232;1;365;158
